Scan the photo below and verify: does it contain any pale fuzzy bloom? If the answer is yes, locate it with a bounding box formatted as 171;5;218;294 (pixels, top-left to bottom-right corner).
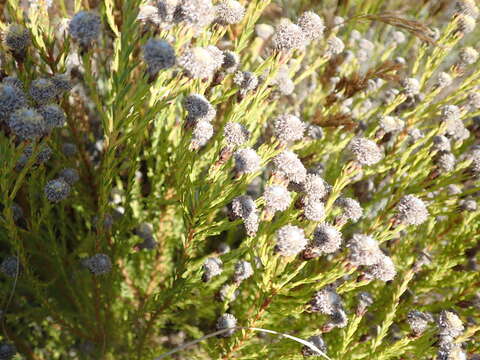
272;114;305;143
275;224;307;256
272;65;295;95
433;135;451;152
8;107;45;140
459;198;477;211
392;31;406;43
202;257;223;282
233;260;253;282
214;0;245;25
234;148;261;174
350;29;362;41
216;313;237;337
359;38;374;52
174;0;215;29
302;196;325;221
301;334;326;357
447;184;462;195
347;233;382;266
221;51;240;73
271;19;307;51
59;168;80;185
0;84;27;120
3;24;30;56
365;254;396;281
401;78;420;96
137;5;162;25
407;310;433;335
38;104;66;132
306;124;324;140
157;0;179;23
142;38;176;75
233;71;259;94
347;137;383;166
224;122;249;147
335;197;363;222
441;105;461;122
333;16;345;27
68;11;101;47
183;94;216;122
0;256;22;278
29;78;57;105
325;36;345;57
178;47;217;79
301;174;328;200
297;11;325;41
329;308;348;328
438;311;464;339
218;284;239;302
435;72;453;88
243;213;259;237
455;0;480;18
467;92;480;109
84;253;112;275
190;120;213;149
206;46;225;70
396;195;429;225
273;151;307;183
380;115;404;133
263;185;291;213
231;195;256;219
2;76;23;90
437;345;467;360
311;223;342;254
457;14;476;34
310;286;343;314
44;178;71;202
436;151;456;172
459;46;479;65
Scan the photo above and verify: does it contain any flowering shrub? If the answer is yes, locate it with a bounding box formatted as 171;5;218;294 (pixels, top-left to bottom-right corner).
0;0;479;359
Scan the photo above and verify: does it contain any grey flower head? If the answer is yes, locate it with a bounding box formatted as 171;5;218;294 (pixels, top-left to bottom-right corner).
380;115;404;133
311;223;342;254
302;196;325;221
202;257;223;282
69;11;101;47
301;334;327;357
347;233;382;266
306;124;324;140
221;51;240;73
273;150;307;183
214;0;245;25
2;76;23;90
183;94;216;122
457;14;476;34
243;213;259;237
255;23;275;40
272;65;295;95
272;114;305;143
435;72;452;88
365;254;396;281
329;308;348;328
263;185;291;214
39;104;66;132
459;46;479;65
467;92;480;109
336;197;363;222
233;260;253;282
16;144;52;170
455;0;479;17
468;148;480;174
407;310;432;335
396;195;429;225
224;122;250;147
436;151;456;172
347;137;383;166
29;78;57;105
409;127;425;143
206;46;225;70
432;135;451;152
459;198;477;212
234;148;261;174
44;178;71;203
297;11;324;41
216;313;237;337
157;0;179;23
52;73;73;95
401;78;420;96
174;0;215;29
4;24;30;56
231;195;256;219
178;47;217;79
301;174;328;200
59;168;80;185
84;253;112;275
357;292;374;312
62;142;78;157
143;38;176;75
0;256;22;278
137;4;162;25
275;224;307;256
190;120;214;149
310;286;343;315
219;284;239;302
233;71;259;94
271;19;306;52
325;36;345;57
441;105;461;122
0;342;16;360
8;107;45;140
438;311;464;339
0;84;27;121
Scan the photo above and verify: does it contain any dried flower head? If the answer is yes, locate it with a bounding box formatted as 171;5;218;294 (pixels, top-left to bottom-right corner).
436;151;456;172
231;195;256;219
206;46;225;70
178;47;218;79
233;260;254;282
325;36;345;57
8;107;45;140
348;233;382;266
365;254;396;281
302;196;325;221
438;311;464;339
301;174;328;200
218;284;239;302
183;94;216;122
396;195;429;225
234;148;261;174
51;73;73;95
0;256;22;278
157;0;179;23
311;223;342;254
401;78;420;96
233;71;259;94
467;92;480;109
29;78;57;105
336;197;363;222
69;11;101;47
39;104;66;132
347;137;383;166
435;72;453;88
455;0;480;18
263;185;291;214
84;253;112;275
224;122;250;147
272;114;305;143
202;257;223;282
272;65;295;95
273;151;307;183
301;334;327;357
310;286;343;314
190;120;214;150
44;178;71;203
459;46;479;65
407;310;432;336
2;76;23;90
357;292;374;313
433;135;451;152
142;38;176;75
215;0;245;25
0;342;16;360
275;224;307;256
243;213;259;237
380;115;404;133
4;24;30;57
59;168;80;185
16;144;52;170
271;19;306;52
459;198;477;212
175;0;215;29
297;11;324;41
457;14;476;34
216;313;237;337
0;84;27;120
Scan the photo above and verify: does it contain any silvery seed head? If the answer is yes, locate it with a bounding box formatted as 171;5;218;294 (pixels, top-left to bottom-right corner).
234;148;261;174
347;233;382;266
433;135;451;152
365;254;396;281
392;30;406;43
396;195;429;225
459;198;477;211
190;120;214;150
29;78;57;105
310;286;343;315
272;65;295;95
84;253;112;275
8;107;45;140
436;151;456;172
273;151;307;183
59;168;80;185
435;72;453;88
438;311;464;339
301;334;327;357
325;36;345;57
467;92;480;109
441;105;461;122
272;114;305;143
219;284;239;302
336;197;363;222
459;46;479;65
401;78;420;96
174;0;215;29
243;213;259;237
221;51;240;73
206;46;225;70
306;124;324;140
2;76;23;90
137;4;162;25
231;195;256;219
214;0;245;25
69;11;101;47
263;185;291;214
233;71;259;94
302;196;325;221
455;0;479;18
233;260;253;282
347;137;383;166
0;342;16;360
4;24;30;56
224;122;250;147
178;47;217;79
157;0;179;23
51;73;73;95
380;115;404;133
62;142;77;157
456;14;476;34
183;94;216;122
142;38;176;76
357;292;374;313
311;223;342;254
0;84;27;121
297;11;324;41
216;313;237;337
329;308;348;328
271;19;307;51
0;256;22;278
44;178;71;203
16;144;52;170
407;310;432;336
301;173;328;200
39;104;66;132
275;224;307;256
202;257;223;282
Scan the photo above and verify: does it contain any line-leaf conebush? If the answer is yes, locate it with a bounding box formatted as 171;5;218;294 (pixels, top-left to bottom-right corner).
0;0;478;359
